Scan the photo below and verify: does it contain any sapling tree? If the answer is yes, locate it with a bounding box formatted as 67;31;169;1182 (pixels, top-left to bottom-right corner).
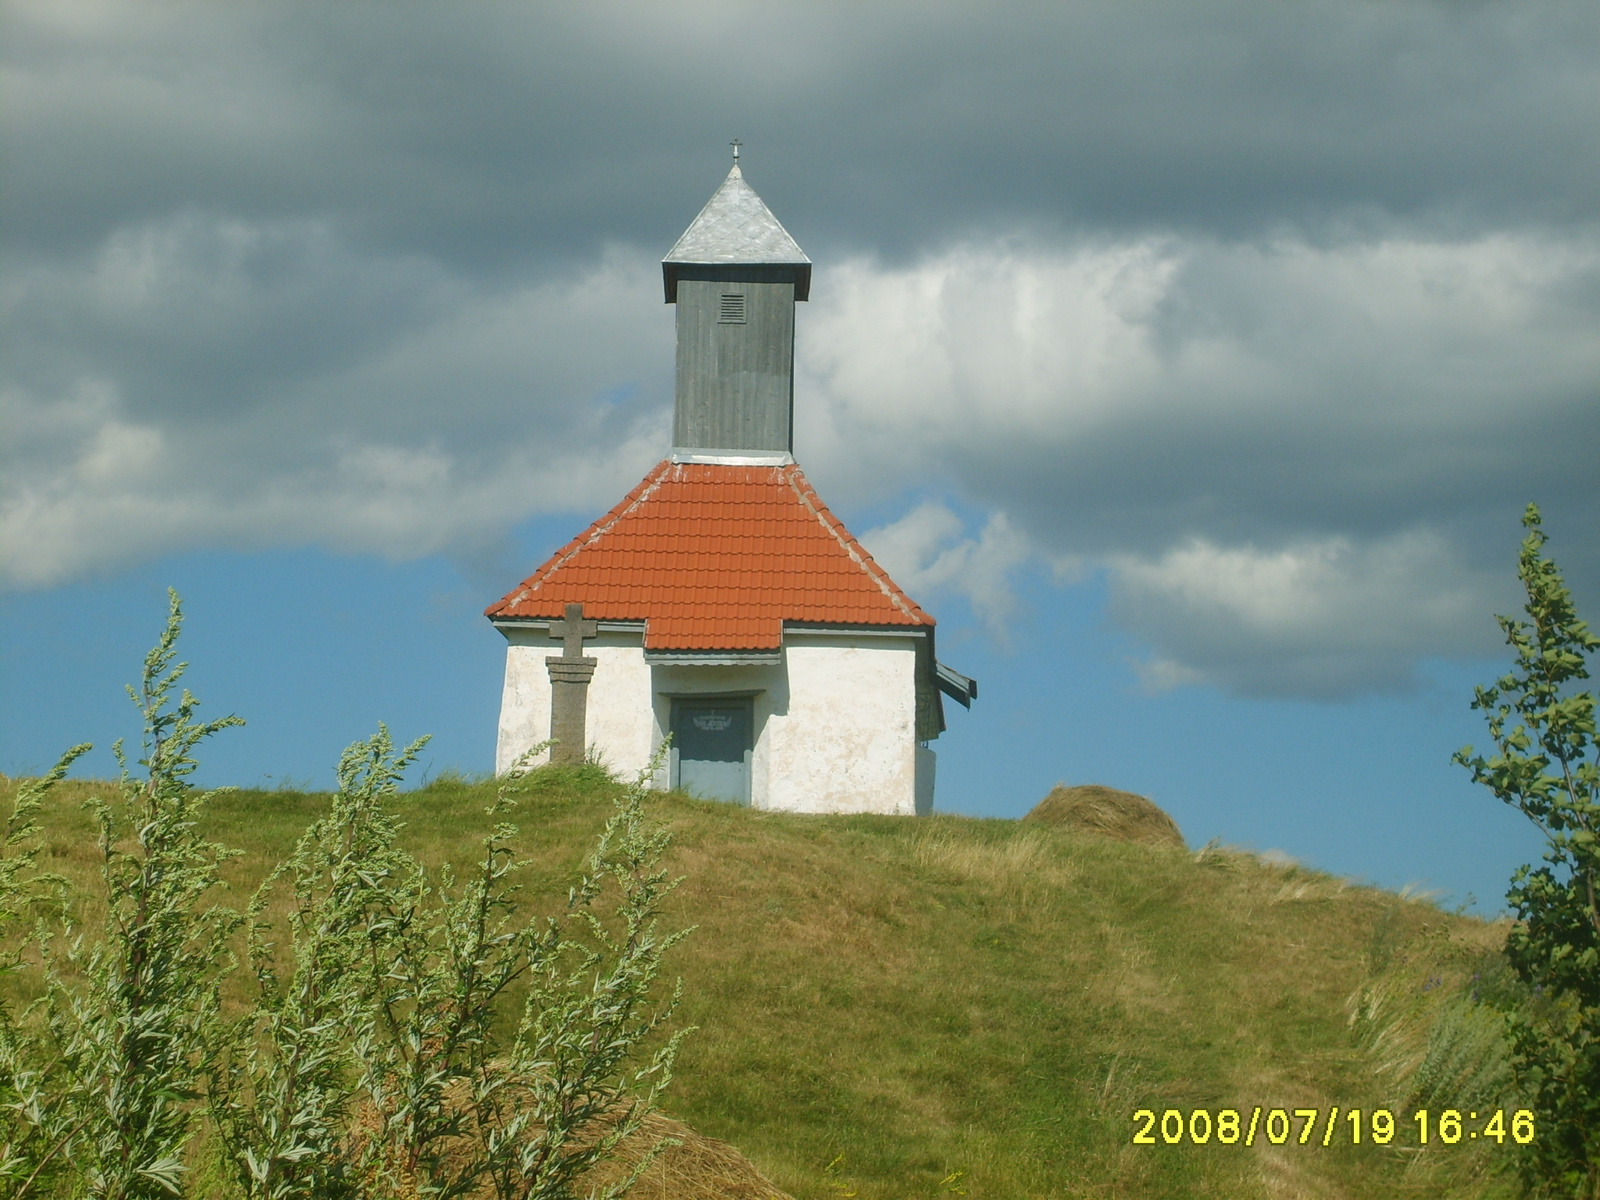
1456;504;1599;1199
45;590;245;1200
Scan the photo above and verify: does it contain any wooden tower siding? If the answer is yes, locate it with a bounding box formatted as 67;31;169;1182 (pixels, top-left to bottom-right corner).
673;265;798;456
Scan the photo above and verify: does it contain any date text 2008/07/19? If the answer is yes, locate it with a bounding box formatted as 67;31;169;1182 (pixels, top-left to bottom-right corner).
1130;1107;1535;1148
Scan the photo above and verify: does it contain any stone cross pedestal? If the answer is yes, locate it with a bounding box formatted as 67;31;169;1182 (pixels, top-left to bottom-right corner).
546;602;599;765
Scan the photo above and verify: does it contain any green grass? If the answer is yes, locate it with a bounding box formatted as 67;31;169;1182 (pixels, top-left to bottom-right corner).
6;768;1522;1199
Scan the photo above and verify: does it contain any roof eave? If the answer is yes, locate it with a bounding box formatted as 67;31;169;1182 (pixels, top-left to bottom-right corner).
662;260;811;303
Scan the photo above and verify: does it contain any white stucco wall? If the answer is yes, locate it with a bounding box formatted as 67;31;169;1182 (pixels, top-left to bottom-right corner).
494;630;655;777
494;626;928;814
762;635;920;814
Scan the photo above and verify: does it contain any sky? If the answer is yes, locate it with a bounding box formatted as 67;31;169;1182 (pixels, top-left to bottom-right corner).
3;1;1597;912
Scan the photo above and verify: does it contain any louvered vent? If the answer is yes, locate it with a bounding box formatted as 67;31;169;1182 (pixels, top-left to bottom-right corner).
718;293;747;324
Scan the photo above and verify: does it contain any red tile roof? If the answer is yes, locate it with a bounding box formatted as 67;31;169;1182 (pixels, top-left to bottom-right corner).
485;461;934;650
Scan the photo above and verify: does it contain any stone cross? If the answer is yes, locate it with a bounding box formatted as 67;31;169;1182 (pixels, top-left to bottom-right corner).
549;602;598;658
545;602;599;766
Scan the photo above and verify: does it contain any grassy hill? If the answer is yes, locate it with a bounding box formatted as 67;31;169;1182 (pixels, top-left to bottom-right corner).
11;767;1519;1200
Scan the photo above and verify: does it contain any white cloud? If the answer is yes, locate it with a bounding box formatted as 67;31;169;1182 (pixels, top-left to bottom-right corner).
786;228;1597;695
859;501;1033;635
797;239;1178;474
798;232;1600;513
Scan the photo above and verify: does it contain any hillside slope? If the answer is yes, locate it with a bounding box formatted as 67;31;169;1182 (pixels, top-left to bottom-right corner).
14;768;1516;1200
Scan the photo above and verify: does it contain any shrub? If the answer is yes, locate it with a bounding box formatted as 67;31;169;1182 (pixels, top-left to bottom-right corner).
4;593;691;1199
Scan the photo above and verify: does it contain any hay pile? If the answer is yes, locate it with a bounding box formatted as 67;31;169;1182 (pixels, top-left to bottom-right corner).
1024;783;1185;849
582;1111;794;1200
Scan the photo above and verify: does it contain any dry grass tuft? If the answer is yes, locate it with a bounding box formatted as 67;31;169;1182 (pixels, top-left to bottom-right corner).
911;825;1051;880
1024;783;1186;849
343;1089;791;1200
1270;874;1354;905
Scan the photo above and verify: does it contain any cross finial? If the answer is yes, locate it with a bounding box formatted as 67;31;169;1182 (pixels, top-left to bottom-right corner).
730;138;742;165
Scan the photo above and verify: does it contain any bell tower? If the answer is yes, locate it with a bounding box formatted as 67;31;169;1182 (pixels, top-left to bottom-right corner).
662;148;810;463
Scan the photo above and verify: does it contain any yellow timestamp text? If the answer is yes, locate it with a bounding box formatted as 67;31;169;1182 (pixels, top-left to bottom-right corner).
1130;1107;1536;1147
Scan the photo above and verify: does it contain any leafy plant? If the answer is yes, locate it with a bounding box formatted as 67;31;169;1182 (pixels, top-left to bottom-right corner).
0;744;90;1198
342;735;543;1200
208;726;430;1200
1456;504;1600;1199
5;590;697;1199
205;715;693;1199
45;590;245;1200
0;590;701;1199
478;742;693;1200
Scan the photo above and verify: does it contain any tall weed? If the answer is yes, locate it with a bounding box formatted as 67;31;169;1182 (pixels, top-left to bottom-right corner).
44;591;243;1199
0;745;89;1198
208;726;430;1200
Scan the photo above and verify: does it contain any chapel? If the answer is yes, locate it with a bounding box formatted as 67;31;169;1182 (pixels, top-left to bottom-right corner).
485;154;976;815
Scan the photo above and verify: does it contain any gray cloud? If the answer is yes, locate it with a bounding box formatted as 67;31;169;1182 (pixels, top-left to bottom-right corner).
1107;531;1502;698
3;0;1597;698
7;2;1597;260
1;236;672;584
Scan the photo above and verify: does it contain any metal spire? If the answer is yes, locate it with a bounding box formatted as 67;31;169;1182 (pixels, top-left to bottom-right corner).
730;138;742;166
